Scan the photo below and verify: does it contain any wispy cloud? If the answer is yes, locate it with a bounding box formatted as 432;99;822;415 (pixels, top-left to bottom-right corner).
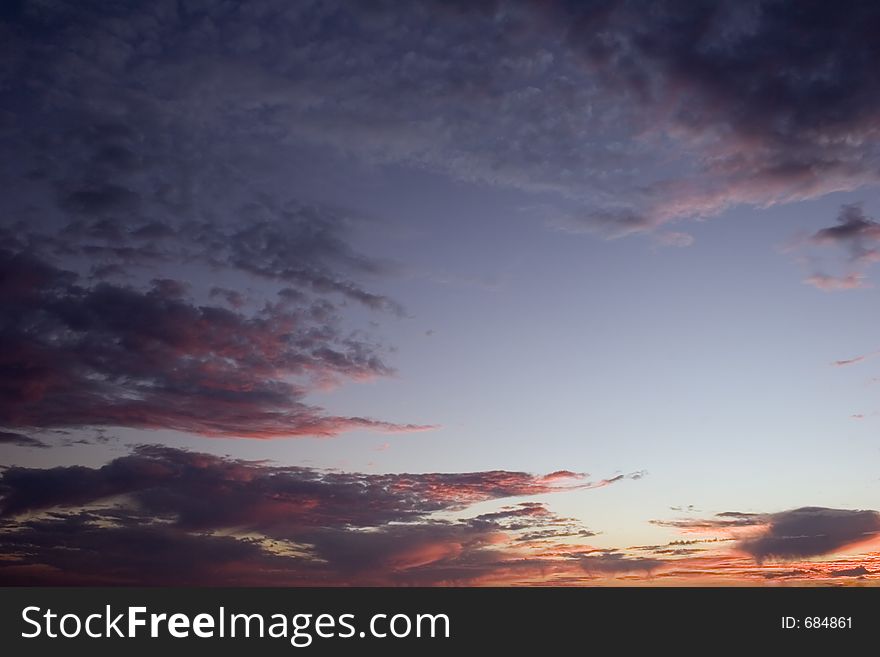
0;431;47;449
794;205;880;290
833;353;876;367
739;507;880;563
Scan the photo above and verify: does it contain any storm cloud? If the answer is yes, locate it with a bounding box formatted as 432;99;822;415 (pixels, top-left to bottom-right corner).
5;0;880;242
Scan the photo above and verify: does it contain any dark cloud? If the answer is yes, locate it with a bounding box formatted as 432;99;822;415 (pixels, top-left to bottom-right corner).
812;205;880;257
563;1;880;142
651;512;765;530
716;511;761;520
6;0;878;246
655;506;880;562
579;552;665;574
797;204;880;289
60;184;141;215
0;0;430;443
628;537;730;559
0;446;612;525
472;501;553;523
0;430;47;449
10;209;403;315
0;248;425;438
297;522;499;582
829;565;870;577
556;0;880;228
0;445;631;585
209;287;246;309
515;528;598;543
645;547;702;556
469;502;598;541
739;507;880;562
762;569;814;580
0;513;289;586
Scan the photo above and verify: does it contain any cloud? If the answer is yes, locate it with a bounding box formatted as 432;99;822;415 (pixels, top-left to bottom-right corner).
0;514;284;586
739;507;880;562
60;184;142;216
653;506;880;567
833;354;873;367
0;431;47;449
8;209;403;315
0;0;440;443
716;512;762;520
0;1;447;443
559;1;880;226
811;205;880;263
0;249;427;438
0;446;606;526
651;512;765;532
829;565;870;577
761;568;815;580
2;451;876;585
0;445;637;585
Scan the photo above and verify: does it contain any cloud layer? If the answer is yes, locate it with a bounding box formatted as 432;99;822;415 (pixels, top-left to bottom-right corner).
796;204;880;290
2;449;876;586
6;0;880;240
0;445;642;585
654;507;880;562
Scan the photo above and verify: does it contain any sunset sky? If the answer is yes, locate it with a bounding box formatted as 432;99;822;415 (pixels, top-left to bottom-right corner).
2;0;880;585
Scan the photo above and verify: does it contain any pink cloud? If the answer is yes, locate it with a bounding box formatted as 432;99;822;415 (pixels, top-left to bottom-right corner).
804;272;869;291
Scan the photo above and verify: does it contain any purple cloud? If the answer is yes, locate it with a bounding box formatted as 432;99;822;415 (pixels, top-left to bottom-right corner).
0;249;427;439
0;445;636;585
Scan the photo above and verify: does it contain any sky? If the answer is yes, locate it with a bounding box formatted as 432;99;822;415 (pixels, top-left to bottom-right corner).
2;0;880;585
